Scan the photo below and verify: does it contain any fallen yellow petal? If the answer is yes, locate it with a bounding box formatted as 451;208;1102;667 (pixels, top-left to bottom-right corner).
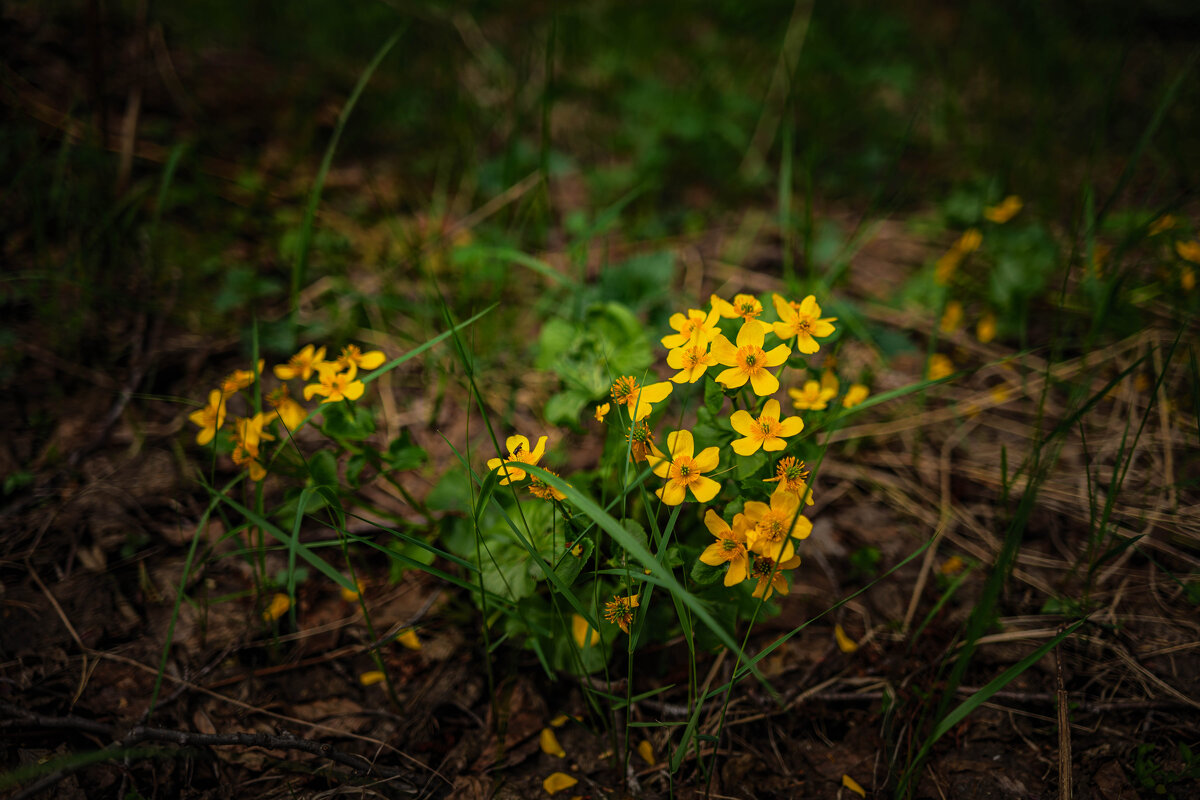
262;593;290;622
396;628;421;650
842;774;866;797
542;772;578;795
358;670;386;686
636;739;655;765
834;624;859;654
540;727;566;758
549;714;571;728
940;555;966;576
340;579;363;603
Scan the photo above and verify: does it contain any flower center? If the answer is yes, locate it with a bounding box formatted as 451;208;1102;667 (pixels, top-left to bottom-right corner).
737;346;766;374
611;376;640;403
797;318;812;332
759;512;788;542
751;557;777;578
721;539;739;551
758;418;777;436
671;456;697;483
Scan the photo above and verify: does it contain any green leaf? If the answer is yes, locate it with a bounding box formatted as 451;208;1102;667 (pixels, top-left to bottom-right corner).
320;401;375;440
308;449;339;488
704;378;726;416
690;558;724;586
386;430;427;471
544;390;590;428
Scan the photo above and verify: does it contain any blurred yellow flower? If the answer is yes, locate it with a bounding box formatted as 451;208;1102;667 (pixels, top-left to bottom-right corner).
983;195;1022;223
976;312;997;344
336;344;386;378
188;389;227;445
700;509;750;587
593;402;610;423
266;384;307;431
710;322;791;396
1183;265;1196;292
304;363;365;404
609;375;672;421
788;379;837;411
572;614;600;648
935;228;982;284
771;293;837;354
661;307;720;349
603;594;640;634
274;345;326;381
486;434;547;485
232;412;274;481
842;384;869;408
262;592;290;622
220;360;265;398
729;398;803;456
1176;240;1200;264
646;429;720;505
939;300;963;334
529;470;567;501
627;422;655;462
927;354;954;381
1148;214;1176;236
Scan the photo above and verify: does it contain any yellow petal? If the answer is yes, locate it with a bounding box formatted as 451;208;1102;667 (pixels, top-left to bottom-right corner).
834;624;859;653
540;727;567;758
542;772;578;794
636;739;655;765
396;628;422;650
358;670;386;686
842;774;866;797
549;714;571;727
262;592;290;622
572;614;600;648
358;350;386;369
340;579;363;603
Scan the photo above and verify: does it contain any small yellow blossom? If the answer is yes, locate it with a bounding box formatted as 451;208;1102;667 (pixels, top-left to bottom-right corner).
593;402;610;423
842;384;869;408
529;470;567;501
935;228;982;284
232;412;275;481
661;307;721;349
747;553;801;600
336;344;386;379
359;670;386;686
486;434;548;485
763;456;813;505
742;486;812;563
540;727;567;758
983;195;1023;224
1177;240;1200;264
188;389;227;445
275;345;327;381
543;772;578;795
262;592;290;622
609;375;673;421
939;300;963;334
219;360;265;398
266;384;307;431
646;429;721;505
976;312;997;344
1148;214;1176;236
927;353;954;381
304;363;365;404
710;321;791;396
771;294;837;354
396;628;421;650
699;509;750;587
666;340;717;384
603;594;640;634
572;614;600;648
710;292;768;330
788;379;837;411
729;398;803;456
834;624;859;653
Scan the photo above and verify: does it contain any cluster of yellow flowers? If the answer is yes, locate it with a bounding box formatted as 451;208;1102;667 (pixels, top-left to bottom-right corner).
187;343;384;480
490;289;870;618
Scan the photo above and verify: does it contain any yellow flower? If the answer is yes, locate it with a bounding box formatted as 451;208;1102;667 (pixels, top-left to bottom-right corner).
593;402;610;423
666;340;717;384
262;592;290;622
1148;214;1176;236
1176;240;1200;264
729;398;803;456
957;228;983;253
788;379;837;411
661;307;721;349
983;195;1022;224
266;384;307;431
747;553;801;600
609;375;673;421
710;322;791;396
976;312;997;344
742;486;812;563
336;344;386;379
771;294;837;355
529;470;567;501
274;345;326;381
763;456;813;505
934;228;982;285
543;772;578;795
699;509;750;587
842;384;869;408
304;362;365;404
710;292;766;326
646;429;720;505
603;594;640;634
939;300;963;334
188;389;227;445
627;422;655;463
219;360;265;398
572;614;600;648
927;353;954;381
232;412;275;481
485;434;548;485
